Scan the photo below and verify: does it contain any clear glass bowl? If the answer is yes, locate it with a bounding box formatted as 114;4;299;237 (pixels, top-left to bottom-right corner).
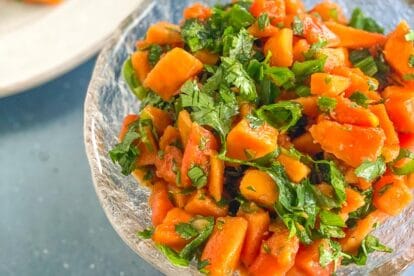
84;0;414;275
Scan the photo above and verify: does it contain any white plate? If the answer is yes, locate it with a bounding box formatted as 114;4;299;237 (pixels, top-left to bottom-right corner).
0;0;143;97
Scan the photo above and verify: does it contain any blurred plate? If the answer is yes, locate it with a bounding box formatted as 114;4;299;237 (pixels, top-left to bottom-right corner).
0;0;142;97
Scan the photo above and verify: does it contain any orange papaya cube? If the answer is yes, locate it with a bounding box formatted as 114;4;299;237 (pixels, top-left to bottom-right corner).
184;189;228;218
226;118;278;161
144;48;203;100
240;169;278;208
310;73;351;96
277;153;310;183
264;28;293;67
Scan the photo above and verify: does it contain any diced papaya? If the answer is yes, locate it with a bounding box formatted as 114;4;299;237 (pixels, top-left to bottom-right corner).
264;28;294;67
292;39;310;62
167;184;190;208
193;50;219;65
250;0;286;24
177;110;193;147
310;0;347;24
118;114;139;142
131;51;151;83
201;216;248;276
144;48;203;100
149;181;175;226
383;86;414;133
141;105;172;135
155;145;183;184
293;96;319;118
325;21;387;49
332;96;379;127
249;222;299;276
384;21;414;84
136;126;158;166
238;208;271;267
208;151;225;202
285;0;305;15
316;47;350;72
309;120;385;167
292;132;323;155
277;153;310;183
288;240;334;276
248;22;279;38
340;210;388;253
369;104;400;162
183;3;212;20
181;123;218;187
373;173;413;216
310;73;351;96
159;126;180;150
301;14;340;47
184;189;228;217
240;169;278;208
145;22;182;45
226;118;279;161
340;188;366;221
152;208;193;251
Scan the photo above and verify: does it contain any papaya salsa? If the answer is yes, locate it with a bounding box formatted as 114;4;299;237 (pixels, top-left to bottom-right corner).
110;0;414;274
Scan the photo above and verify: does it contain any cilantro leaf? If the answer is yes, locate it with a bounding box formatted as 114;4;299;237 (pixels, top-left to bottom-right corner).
257;13;270;30
156;245;190;267
292;59;326;81
147;44;163;66
317;96;337;113
179;217;214;260
319;210;346;227
225;4;255;31
181;19;210;52
349;8;384;34
175;222;199;240
355;156;386;181
187;165;208;188
312;160;346;204
223;28;254;64
349;92;369;108
137;227;154;239
109;121;141;176
408;55;414;68
221;57;257;101
292;16;304;36
304;40;327;60
391;149;414;175
343;235;392;266
256;101;303;133
319;240;344;268
403;73;414;81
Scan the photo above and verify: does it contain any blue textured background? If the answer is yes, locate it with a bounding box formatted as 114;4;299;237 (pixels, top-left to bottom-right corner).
0;58;412;276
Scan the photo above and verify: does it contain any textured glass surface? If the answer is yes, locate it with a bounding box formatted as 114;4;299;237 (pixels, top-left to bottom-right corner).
84;0;414;275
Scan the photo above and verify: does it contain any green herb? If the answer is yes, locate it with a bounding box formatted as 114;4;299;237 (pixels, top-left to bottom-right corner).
391;149;414;175
225;4;255;31
148;44;163;66
246;185;256;192
354;56;378;77
292;59;326;81
137;227;154;239
221;57;258;101
187;165;208;188
295;85;311;97
378;183;392;196
122;57;147;99
349;92;369;108
348;189;374;224
257;13;270;30
319;210;346;227
292;16;304;35
304;40;327;60
355;156;386;181
318;224;345;239
405;30;414;42
143;168;154;181
175;223;199;240
408;55;414;68
223;28;254;63
109;121;141;176
343;235;392;266
403;73;414;81
349;8;384;34
319;240;344;268
198;259;210;274
179;217;215;260
181;19;210;52
246;113;264;129
263;243;271;254
156;245;190;267
266;66;296;87
317;96;337;113
312;160;346;203
256;101;303;133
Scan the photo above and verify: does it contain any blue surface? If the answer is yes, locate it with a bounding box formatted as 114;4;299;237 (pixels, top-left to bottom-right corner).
0;58;413;276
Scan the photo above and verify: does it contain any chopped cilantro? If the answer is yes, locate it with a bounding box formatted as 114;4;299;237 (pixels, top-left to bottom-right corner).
187;165;208;188
147;44;163;66
257;13;270;30
349;92;369;108
175;222;199;240
256;101;303;133
137;227;154;239
292;16;304;36
349;8;384;34
409;55;414;68
317;96;337;113
342;235;392;266
355;156;386;182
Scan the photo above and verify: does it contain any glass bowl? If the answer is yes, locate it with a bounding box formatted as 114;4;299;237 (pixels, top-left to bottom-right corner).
84;0;414;275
